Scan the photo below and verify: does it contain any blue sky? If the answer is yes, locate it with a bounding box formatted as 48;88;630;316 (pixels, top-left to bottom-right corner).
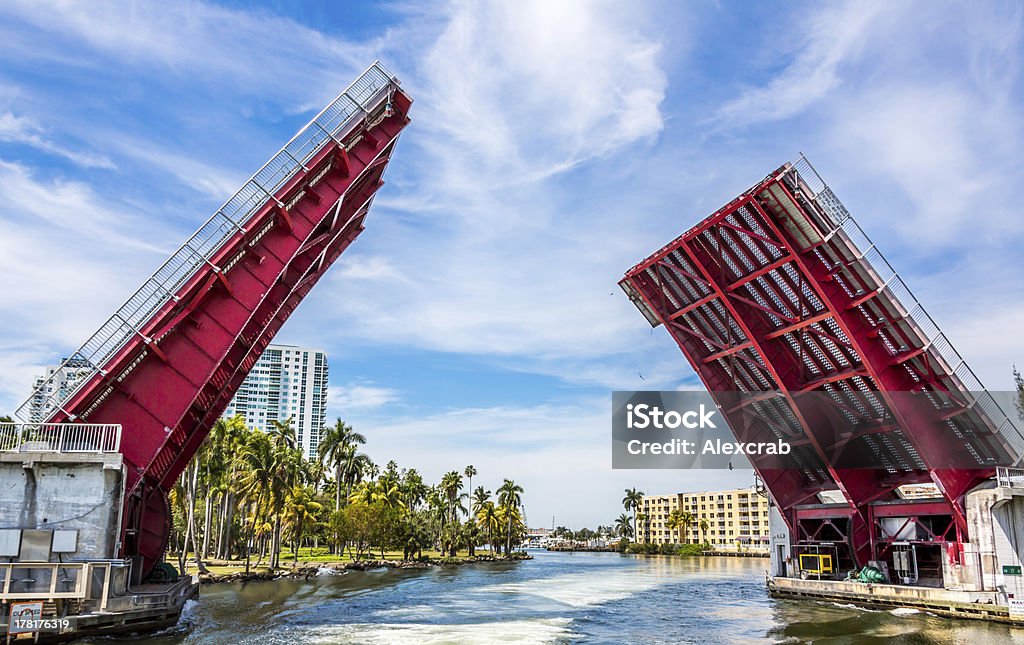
1;0;1022;529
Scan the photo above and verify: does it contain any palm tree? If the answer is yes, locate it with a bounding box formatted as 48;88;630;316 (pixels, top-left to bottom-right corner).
666;509;683;544
464;465;477;501
440;470;465;525
268;444;304;568
476;501;500;553
614;513;633;539
364;461;380;481
679;510;696;545
472;486;491;515
341;447;371;502
283;486;322;561
236;433;276;573
497;479;524;554
318;419;366;511
622;488;643;541
267;417;297;450
401;469;427;511
699;517;710;545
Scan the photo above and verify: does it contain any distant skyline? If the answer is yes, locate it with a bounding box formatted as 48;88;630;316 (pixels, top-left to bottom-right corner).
0;1;1022;528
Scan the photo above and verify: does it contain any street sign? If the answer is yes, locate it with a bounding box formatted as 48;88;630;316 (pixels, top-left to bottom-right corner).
1004;565;1022;575
8;601;43;634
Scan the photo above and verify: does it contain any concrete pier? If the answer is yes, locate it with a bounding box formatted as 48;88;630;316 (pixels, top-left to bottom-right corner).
768;576;1011;623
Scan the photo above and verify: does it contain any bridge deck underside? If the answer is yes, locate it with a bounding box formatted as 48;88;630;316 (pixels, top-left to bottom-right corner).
621;162;1016;565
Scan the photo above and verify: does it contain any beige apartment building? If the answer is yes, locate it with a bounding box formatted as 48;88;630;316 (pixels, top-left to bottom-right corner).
637;487;769;551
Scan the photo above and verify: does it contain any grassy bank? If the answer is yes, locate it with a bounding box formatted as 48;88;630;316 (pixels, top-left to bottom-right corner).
181;546;529;581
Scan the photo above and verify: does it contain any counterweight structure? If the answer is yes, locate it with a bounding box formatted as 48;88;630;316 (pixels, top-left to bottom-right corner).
15;62;411;577
620;157;1022;571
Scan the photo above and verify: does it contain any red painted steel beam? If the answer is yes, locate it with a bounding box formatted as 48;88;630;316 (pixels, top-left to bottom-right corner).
622;269;834;511
677;224;879;560
45;81;412;576
749;181;980;540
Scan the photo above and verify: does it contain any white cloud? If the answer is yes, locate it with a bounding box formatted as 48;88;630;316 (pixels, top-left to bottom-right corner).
308;0;672;388
711;2;1022;244
0;0;376;109
330;384;401;412
0;160;169;254
0;111;115;169
714;2;886;127
827;84;1020;243
0;160;177;411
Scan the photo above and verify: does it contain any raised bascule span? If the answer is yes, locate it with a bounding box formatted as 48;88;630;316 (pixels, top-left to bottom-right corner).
620;157;1024;574
14;62;412;577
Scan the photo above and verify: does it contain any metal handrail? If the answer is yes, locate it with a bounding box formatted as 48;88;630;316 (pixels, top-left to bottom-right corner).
997;467;1024;488
0;560;131;609
16;61;400;424
0;423;121;453
790;155;1024;460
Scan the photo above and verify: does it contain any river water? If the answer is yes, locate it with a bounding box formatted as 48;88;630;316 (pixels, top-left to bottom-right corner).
99;551;1024;644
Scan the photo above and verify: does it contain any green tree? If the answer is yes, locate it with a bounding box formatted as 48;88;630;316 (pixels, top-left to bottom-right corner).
464;465;477;502
236;432;276;573
679;510;695;544
283;486;323;561
614;513;633;539
472;486;491;515
666;509;683;544
318;419;366;512
622;488;643;541
497;479;524;554
440;470;466;525
476;501;500;553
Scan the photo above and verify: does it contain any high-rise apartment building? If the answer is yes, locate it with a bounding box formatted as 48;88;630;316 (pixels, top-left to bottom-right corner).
223;344;328;460
27;357;94;422
637;487;769;552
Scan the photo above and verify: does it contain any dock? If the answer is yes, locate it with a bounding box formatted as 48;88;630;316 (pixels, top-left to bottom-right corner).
767;576;1013;623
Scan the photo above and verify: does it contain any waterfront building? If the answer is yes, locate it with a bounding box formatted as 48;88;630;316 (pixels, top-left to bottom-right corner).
638;487;769;551
222;344;328;460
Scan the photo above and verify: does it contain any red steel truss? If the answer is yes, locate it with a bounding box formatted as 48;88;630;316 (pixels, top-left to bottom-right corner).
620;157;1021;567
16;62;411;576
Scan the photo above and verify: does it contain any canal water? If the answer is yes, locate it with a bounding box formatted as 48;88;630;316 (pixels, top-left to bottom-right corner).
99;551;1024;644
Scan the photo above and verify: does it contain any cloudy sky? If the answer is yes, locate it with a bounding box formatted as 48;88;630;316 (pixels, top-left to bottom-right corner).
0;0;1022;529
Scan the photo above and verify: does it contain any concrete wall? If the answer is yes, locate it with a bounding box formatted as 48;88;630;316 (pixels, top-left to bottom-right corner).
768;501;791;577
960;481;1024;617
0;452;124;561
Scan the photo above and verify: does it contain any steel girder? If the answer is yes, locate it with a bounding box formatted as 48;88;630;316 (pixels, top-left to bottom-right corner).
620;159;1018;567
42;75;411;576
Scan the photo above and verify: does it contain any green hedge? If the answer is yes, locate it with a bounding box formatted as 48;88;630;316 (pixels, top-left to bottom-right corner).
623;542;710;556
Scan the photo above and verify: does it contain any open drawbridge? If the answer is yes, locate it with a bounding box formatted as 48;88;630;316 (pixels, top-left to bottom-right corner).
620;157;1022;570
15;62;411;577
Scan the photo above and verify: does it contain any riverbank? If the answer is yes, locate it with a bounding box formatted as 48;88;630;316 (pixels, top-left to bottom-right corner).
198;553;532;584
139;549;1021;644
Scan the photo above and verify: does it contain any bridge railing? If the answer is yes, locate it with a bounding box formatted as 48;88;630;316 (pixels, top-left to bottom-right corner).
788;155;1024;463
997;467;1024;489
16;61;400;424
0;423;121;453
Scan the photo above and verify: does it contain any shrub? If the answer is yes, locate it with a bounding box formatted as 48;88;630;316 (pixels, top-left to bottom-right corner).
675;543;706;557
